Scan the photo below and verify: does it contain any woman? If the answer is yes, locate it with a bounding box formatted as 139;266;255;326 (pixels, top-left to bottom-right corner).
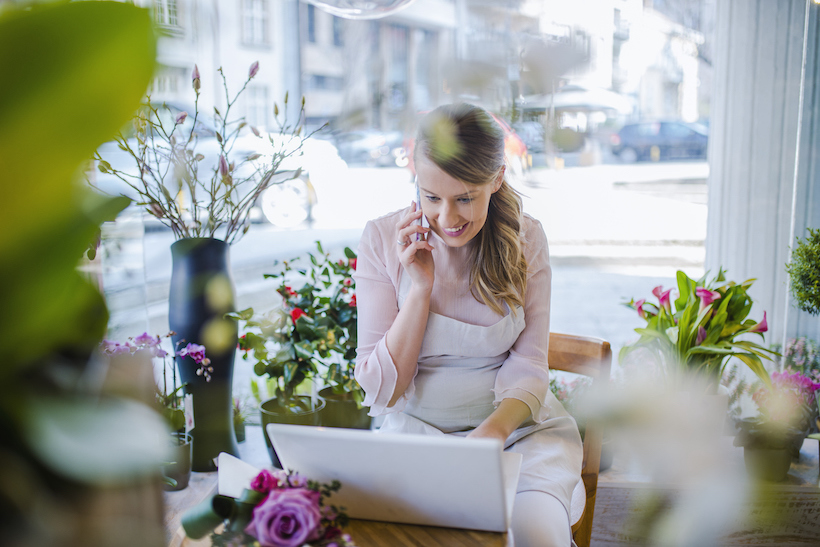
353;104;582;547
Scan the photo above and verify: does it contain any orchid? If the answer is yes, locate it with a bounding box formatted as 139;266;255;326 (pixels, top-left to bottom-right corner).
622;269;776;389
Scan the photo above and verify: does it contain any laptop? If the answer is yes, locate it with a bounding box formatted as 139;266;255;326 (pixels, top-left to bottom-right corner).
265;423;522;533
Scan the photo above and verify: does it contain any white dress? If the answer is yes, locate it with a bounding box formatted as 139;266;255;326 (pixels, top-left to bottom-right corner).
354;208;583;516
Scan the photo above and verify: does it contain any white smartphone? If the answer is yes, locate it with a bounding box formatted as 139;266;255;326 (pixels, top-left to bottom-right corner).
414;176;429;241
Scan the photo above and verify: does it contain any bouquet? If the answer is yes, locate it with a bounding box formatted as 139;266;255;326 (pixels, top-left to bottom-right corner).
184;468;357;547
621;269;776;388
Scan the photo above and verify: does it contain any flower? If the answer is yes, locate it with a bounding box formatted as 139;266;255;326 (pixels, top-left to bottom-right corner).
252;469;284;494
749;311;768;333
349;294;357;308
343;278;353;287
249;60;260;79
101;339;132;355
653;285;673;312
245;488;323;547
290;308;307;323
175;111;188;124
696;287;721;311
349;258;357;270
635;298;647;319
192;64;201;91
178;343;207;364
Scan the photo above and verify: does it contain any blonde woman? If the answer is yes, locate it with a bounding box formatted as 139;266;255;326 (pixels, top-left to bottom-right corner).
354;104;582;547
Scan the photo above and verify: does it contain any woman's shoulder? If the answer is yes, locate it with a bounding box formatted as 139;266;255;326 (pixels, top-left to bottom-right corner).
520;213;548;247
365;207;410;234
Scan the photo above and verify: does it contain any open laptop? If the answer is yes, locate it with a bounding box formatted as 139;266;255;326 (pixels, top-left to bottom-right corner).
266;423;522;533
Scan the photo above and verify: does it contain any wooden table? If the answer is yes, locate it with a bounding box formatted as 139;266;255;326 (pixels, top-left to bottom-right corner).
163;425;509;547
591;436;820;546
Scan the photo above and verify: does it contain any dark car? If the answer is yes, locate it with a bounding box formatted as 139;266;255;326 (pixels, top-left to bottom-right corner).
610;121;708;163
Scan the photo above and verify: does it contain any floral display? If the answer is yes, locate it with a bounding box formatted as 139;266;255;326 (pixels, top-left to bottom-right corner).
90;61;315;244
230;242;361;408
752;370;820;430
621;269;776;388
186;469;356;547
785;227;820;316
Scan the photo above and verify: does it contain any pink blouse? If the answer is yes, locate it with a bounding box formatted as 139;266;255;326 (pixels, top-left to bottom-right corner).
353;207;553;422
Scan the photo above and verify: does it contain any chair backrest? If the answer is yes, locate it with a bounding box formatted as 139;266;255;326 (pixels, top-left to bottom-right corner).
548;332;612;547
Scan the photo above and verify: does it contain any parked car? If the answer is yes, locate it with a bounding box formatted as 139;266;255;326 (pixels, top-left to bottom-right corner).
610;120;708;163
333;129;404;167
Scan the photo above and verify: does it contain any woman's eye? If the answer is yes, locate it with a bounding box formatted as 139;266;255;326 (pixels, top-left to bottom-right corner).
458;198;473;204
425;195;440;203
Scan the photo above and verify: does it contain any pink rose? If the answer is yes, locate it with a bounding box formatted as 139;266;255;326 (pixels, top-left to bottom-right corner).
251;470;280;494
245;488;323;547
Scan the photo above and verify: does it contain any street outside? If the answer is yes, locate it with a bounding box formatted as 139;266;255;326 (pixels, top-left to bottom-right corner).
100;159;709;395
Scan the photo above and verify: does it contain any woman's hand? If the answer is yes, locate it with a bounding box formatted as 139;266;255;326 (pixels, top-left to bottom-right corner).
467;399;532;446
396;202;434;292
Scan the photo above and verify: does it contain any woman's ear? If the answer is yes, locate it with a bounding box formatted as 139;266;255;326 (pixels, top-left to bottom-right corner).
492;166;506;193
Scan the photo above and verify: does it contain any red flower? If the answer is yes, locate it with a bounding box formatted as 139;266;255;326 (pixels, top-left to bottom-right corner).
349;294;357;308
238;334;248;351
343;278;353;287
291;308;307;322
349;258;357;270
285;285;297;296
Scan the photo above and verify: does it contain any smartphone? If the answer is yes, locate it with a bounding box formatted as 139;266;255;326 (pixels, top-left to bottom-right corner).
414;176;429;241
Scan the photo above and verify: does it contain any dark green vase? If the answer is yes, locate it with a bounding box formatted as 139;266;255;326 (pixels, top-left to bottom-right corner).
318;387;372;429
163;432;193;491
169;238;240;471
260;395;325;468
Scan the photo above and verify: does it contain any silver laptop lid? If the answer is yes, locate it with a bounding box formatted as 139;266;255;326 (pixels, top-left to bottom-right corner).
266;423;520;532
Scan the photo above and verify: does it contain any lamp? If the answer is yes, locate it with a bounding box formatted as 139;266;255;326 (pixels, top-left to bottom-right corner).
305;0;416;20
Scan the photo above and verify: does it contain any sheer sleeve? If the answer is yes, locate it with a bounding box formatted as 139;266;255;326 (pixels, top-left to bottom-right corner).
352;217;416;416
492;217;552;423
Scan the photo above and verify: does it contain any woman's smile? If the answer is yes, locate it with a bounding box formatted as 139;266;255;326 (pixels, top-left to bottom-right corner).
415;156;500;247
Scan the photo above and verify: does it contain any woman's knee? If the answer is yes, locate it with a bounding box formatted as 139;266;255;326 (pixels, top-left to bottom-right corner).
511;491;572;547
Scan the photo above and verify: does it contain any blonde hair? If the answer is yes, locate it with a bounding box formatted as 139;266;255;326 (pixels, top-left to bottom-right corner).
414;103;528;315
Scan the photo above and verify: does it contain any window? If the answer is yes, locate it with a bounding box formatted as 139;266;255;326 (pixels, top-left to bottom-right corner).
242;0;269;46
154;0;180;29
307;4;316;43
245;85;269;130
150;66;187;97
306;74;344;91
333;16;344;47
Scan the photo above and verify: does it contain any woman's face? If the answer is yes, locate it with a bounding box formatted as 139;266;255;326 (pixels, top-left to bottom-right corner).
415;155;502;248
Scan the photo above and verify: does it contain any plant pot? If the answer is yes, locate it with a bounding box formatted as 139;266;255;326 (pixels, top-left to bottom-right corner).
318;387;372;429
260;395;325;468
169;238;240;472
743;446;792;482
163;432;193;491
234;420;246;443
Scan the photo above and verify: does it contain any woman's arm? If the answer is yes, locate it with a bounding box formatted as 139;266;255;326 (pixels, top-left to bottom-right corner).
467;398;531;444
354;206;435;412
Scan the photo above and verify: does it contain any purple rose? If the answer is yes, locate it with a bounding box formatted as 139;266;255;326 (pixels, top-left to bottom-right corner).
245;488;323;547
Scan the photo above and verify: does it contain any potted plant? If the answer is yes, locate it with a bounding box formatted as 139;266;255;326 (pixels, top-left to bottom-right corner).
733;370;820;480
90;61;317;471
785;227;820;316
102;332;211;490
621;269;777;391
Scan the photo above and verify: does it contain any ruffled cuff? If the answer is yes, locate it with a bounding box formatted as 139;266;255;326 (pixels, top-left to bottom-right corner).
492;387;551;423
355;336;416;417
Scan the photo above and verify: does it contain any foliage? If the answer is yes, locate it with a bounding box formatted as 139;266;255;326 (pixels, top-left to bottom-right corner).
621;269;776;389
785;227;820;315
0;4;170;539
230;242;360;408
732;418;804;450
91;61;316;244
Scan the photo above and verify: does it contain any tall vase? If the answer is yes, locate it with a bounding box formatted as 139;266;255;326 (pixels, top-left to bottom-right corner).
169;238;240;471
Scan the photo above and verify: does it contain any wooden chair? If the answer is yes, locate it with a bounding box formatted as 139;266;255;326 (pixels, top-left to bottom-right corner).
548;333;612;547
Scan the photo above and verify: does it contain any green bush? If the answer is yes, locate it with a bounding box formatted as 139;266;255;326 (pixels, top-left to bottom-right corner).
786;228;820;315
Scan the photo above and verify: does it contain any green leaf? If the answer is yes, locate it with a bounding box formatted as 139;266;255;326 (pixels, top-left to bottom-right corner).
283;361;298;384
734;353;772;388
344;247;357;259
294;341;314;361
23;396;171;485
226;307;254;321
